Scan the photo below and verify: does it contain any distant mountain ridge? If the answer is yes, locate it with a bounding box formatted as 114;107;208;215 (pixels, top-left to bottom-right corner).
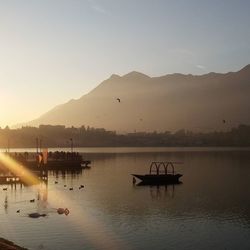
24;65;250;133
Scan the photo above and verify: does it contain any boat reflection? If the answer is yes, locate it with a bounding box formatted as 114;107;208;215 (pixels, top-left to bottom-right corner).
134;182;182;200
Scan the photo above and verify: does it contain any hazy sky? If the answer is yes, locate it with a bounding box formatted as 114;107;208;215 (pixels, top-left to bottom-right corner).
0;0;250;127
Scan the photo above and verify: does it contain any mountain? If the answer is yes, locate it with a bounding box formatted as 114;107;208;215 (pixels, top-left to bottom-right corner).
25;65;250;132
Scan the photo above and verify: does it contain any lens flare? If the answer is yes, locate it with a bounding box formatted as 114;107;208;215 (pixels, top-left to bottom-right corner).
0;153;39;185
0;153;129;250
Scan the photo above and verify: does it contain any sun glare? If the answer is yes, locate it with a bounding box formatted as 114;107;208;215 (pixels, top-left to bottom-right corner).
0;153;39;185
0;152;128;250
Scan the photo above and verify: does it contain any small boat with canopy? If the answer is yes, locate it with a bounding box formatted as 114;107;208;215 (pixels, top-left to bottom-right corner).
132;161;182;185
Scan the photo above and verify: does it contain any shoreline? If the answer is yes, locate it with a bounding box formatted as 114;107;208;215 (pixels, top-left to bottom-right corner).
0;237;27;250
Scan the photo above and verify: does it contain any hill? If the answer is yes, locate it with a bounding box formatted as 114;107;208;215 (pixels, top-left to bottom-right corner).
25;65;250;132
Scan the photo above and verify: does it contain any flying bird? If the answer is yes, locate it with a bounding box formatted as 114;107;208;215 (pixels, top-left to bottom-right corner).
116;98;121;103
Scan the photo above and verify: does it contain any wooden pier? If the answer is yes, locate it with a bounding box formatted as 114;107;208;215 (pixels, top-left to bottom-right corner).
0;151;91;170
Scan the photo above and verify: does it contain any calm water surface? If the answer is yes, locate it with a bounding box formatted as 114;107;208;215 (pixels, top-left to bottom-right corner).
0;147;250;250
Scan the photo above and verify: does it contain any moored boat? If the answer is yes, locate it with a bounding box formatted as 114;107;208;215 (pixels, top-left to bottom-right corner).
132;161;182;185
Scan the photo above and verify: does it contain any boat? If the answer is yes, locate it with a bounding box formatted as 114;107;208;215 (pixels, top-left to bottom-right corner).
132;161;182;185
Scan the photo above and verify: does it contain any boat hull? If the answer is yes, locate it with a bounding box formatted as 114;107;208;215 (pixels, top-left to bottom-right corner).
133;174;182;184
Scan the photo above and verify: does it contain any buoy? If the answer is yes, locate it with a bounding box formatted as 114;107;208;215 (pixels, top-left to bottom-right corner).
57;208;65;214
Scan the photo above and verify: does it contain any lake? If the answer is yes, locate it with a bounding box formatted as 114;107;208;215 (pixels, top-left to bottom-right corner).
0;147;250;250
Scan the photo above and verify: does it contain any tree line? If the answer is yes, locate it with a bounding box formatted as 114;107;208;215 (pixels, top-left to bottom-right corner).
0;124;250;148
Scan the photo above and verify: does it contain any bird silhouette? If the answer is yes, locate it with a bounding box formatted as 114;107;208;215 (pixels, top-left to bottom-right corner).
222;119;226;124
116;98;121;103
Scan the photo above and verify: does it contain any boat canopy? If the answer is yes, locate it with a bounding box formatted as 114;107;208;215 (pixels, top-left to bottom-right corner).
149;161;182;175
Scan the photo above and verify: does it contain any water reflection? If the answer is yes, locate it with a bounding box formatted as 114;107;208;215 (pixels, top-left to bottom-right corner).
0;170;48;187
4;194;8;213
134;182;182;199
0;168;84;216
50;169;83;179
0;169;84;186
148;185;176;200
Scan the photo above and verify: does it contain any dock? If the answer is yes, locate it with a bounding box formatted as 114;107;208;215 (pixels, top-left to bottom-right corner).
0;151;91;170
